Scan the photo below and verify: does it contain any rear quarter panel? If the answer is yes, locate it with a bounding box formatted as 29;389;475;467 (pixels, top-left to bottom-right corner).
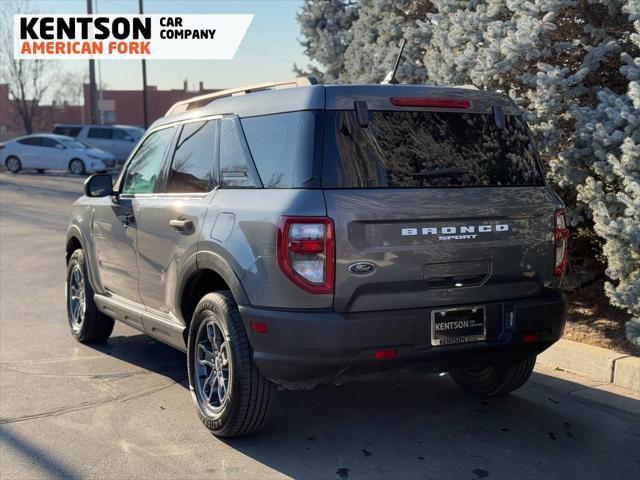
199;189;331;309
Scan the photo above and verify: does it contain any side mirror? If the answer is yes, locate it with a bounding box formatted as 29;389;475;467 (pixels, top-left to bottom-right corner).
84;174;114;197
55;143;66;149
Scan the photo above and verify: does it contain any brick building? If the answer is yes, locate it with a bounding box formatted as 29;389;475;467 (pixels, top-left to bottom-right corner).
0;81;219;140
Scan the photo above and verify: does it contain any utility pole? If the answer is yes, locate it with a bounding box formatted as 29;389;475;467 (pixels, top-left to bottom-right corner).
139;0;149;129
87;0;98;124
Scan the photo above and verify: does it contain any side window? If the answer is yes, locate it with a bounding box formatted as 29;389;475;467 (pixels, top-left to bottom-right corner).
219;117;255;188
113;129;134;141
241;111;320;188
53;126;82;137
18;137;42;146
40;137;61;148
88;128;113;139
121;127;175;195
166;120;217;193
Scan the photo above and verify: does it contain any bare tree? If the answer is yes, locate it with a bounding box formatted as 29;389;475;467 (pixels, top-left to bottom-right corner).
53;72;88;106
0;0;59;134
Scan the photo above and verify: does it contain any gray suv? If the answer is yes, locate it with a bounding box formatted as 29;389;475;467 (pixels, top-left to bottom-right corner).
65;78;568;437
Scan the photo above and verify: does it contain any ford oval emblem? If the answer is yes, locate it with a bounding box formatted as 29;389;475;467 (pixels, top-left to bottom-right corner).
348;262;376;275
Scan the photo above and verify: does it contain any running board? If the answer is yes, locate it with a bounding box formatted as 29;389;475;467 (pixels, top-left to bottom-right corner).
94;294;187;352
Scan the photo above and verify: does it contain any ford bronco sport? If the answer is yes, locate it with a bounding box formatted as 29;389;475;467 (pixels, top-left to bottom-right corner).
65;77;567;437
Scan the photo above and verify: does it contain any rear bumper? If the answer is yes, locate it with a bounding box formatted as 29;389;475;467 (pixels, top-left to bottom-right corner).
239;290;566;388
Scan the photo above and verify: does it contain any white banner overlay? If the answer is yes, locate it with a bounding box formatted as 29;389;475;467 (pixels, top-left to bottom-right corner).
14;14;253;60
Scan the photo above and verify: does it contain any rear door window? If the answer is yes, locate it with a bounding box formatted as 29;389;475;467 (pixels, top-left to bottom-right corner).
323;111;544;188
88;128;114;139
165;120;217;193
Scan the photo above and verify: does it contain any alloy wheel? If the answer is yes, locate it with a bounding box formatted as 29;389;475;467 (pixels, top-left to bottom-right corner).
194;317;232;414
70;160;84;174
68;265;86;332
6;157;20;172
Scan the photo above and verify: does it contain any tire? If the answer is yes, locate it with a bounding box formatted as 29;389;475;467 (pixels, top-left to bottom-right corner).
66;249;114;342
36;169;45;174
187;291;275;437
5;156;21;173
449;356;536;396
69;158;85;175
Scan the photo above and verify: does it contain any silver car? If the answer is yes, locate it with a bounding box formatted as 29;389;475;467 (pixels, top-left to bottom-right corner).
65;78;568;437
1;134;115;174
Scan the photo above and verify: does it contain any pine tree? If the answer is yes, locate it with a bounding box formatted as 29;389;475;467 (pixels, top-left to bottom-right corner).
296;0;640;319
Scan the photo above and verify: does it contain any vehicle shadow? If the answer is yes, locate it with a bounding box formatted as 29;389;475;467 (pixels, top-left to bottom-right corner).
91;332;640;480
89;332;188;387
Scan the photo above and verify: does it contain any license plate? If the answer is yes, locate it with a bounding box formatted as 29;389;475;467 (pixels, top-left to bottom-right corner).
431;306;486;346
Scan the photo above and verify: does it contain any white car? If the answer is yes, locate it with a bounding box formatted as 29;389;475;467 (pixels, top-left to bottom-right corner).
1;134;115;175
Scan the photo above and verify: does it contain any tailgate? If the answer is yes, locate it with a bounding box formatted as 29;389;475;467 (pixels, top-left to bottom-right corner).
325;187;559;313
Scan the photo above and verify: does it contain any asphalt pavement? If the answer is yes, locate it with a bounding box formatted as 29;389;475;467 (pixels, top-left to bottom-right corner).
1;171;639;480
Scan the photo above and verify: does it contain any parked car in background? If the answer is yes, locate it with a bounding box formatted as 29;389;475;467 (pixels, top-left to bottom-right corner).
1;134;115;174
52;124;145;166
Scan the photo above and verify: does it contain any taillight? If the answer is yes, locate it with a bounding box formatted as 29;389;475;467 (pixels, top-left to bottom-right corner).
277;216;334;294
390;97;471;109
553;209;569;277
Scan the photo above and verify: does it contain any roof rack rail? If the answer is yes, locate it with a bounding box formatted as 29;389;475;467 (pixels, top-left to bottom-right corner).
165;76;319;116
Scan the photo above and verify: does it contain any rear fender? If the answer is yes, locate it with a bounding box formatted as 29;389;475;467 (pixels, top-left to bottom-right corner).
175;251;250;326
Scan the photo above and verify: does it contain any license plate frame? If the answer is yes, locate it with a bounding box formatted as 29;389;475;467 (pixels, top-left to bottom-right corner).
430;306;487;346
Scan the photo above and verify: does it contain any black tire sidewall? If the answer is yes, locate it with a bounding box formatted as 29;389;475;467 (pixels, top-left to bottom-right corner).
450;357;536;396
187;293;243;435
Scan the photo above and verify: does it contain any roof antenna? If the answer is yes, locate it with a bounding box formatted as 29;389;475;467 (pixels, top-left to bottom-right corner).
381;39;406;85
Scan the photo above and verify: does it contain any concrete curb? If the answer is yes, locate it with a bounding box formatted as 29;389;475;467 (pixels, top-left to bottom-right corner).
538;339;639;392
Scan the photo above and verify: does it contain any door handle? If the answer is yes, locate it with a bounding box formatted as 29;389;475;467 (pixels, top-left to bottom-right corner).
170;218;194;232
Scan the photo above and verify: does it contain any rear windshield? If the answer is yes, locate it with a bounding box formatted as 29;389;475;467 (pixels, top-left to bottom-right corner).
323;110;545;188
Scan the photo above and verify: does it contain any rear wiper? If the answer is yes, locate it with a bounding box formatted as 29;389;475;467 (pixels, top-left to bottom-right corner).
411;168;468;179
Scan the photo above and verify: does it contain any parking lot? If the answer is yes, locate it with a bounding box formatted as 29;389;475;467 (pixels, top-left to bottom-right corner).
0;171;639;480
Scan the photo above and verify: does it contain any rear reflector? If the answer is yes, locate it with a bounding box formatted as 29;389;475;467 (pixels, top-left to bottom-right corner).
289;239;325;255
390;97;471;109
523;334;539;343
553;209;569;277
250;321;268;334
373;349;397;360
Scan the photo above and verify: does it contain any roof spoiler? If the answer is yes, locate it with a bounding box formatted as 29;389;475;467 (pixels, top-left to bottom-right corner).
165;76;320;116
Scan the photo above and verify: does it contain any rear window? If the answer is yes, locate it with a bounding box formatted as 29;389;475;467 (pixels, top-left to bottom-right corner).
323;110;544;188
241;111;322;188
